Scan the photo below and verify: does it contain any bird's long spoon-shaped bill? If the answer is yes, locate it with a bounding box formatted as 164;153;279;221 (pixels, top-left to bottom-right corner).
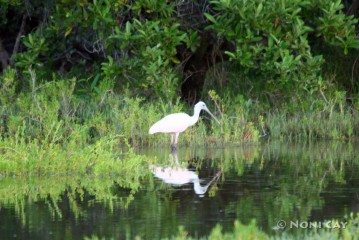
204;108;220;124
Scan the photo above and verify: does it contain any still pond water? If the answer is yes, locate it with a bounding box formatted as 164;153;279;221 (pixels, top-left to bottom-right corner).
0;141;358;239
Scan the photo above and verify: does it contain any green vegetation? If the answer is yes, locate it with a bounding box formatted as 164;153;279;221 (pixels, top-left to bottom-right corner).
1;0;359;239
1;0;359;145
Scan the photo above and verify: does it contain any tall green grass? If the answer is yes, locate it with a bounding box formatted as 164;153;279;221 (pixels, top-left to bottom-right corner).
1;71;359;178
267;111;357;141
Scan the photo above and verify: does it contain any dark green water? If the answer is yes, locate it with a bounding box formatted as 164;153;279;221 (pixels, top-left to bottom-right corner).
0;141;358;239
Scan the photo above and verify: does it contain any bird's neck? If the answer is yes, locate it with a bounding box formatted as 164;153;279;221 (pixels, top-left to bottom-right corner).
189;109;201;126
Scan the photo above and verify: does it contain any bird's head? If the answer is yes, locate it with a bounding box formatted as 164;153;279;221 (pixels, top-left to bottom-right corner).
195;101;207;111
195;101;220;124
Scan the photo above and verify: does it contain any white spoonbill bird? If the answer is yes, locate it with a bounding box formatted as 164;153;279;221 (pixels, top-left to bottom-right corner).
149;101;220;151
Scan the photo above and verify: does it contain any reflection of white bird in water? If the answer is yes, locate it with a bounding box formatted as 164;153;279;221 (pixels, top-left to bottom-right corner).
149;101;220;152
150;152;221;195
151;165;221;195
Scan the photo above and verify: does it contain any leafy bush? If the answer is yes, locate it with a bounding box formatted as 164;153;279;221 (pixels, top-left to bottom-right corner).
1;0;358;105
205;0;358;91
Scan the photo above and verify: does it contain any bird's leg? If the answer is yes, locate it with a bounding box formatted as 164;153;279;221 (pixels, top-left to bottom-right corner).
171;144;177;153
174;133;179;145
170;133;177;152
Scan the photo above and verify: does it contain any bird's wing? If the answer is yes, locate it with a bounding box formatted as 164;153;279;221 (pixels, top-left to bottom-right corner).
149;113;190;134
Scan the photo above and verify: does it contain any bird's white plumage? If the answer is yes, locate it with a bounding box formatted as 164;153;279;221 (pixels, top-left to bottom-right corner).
149;113;193;134
148;101;219;149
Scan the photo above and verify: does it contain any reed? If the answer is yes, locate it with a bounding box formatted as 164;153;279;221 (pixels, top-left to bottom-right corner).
0;75;358;177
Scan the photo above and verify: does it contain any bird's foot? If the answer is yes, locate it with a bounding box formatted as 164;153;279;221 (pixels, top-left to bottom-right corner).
171;143;177;153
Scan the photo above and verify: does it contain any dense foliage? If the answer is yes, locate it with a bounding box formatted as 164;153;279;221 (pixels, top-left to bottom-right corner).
0;2;359;239
0;0;358;103
0;0;358;146
206;0;358;90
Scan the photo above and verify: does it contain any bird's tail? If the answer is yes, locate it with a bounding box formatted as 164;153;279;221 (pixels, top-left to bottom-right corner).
149;126;155;134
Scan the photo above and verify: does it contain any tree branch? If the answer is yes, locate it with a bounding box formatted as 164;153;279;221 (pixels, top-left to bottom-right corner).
0;38;9;71
10;13;28;66
346;0;359;17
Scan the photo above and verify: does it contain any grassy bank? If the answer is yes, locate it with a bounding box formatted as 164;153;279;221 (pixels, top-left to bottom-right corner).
0;71;359;178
